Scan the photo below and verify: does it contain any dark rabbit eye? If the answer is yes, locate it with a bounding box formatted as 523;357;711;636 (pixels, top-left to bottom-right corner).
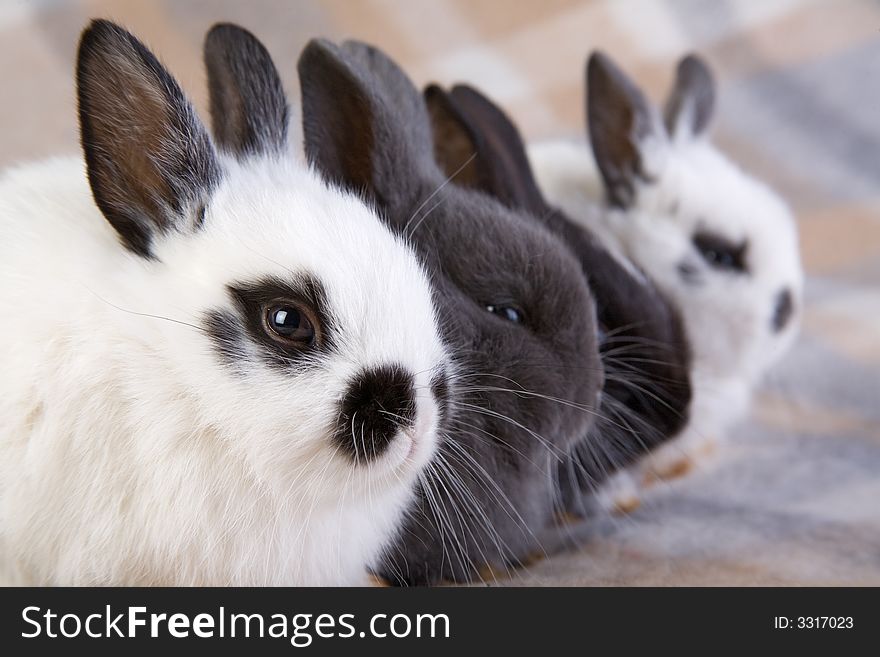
702;248;733;268
264;303;317;348
692;231;748;273
486;304;523;323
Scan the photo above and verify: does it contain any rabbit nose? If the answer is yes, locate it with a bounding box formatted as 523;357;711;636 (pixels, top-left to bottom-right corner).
771;287;795;333
334;365;416;462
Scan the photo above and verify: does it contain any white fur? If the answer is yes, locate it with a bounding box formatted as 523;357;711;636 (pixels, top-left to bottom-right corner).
529;131;802;497
0;154;447;585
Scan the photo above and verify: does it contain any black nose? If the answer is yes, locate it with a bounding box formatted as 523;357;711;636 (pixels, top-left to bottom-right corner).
772;288;794;333
335;365;416;462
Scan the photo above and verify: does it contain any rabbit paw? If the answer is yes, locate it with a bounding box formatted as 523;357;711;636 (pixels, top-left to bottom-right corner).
610;493;642;515
641;437;717;485
596;471;641;515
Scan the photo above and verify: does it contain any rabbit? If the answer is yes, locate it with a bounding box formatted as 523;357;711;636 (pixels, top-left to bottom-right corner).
293;39;603;585
528;52;803;490
421;83;692;519
0;21;449;586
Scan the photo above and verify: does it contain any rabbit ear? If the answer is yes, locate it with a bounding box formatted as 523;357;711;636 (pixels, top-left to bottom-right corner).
664;54;715;140
424;84;550;217
298;38;435;217
77;20;220;258
587;51;665;210
204;23;289;157
423;85;483;190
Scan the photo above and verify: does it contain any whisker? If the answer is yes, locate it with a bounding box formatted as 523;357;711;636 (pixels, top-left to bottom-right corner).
403;152;477;238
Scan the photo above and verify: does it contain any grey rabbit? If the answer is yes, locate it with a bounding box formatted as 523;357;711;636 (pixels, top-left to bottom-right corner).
421;84;692;520
290;39;605;585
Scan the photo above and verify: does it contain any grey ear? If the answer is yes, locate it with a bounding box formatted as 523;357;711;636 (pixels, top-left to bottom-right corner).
77;20;220;258
204;23;289;157
664;53;715;139
423;85;484;192
298;38;436;217
586;51;662;210
424;84;549;218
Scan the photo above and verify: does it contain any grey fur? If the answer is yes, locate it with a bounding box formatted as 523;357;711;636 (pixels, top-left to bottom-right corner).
426;83;692;531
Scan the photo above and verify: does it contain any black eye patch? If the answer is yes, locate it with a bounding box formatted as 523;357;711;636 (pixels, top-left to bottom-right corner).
692;230;749;274
206;275;335;372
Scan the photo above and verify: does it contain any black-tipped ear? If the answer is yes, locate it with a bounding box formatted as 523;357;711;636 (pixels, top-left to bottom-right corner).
204;23;289;157
298;39;434;216
664;53;715;139
425;84;549;217
77;20;220;258
587;51;662;210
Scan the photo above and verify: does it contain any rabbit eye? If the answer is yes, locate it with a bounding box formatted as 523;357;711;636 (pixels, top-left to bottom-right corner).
692;231;748;273
225;278;332;369
264;303;317;348
486;304;523;323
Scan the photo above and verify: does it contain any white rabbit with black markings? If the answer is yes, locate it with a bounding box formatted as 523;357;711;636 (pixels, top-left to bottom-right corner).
0;21;449;586
529;52;802;500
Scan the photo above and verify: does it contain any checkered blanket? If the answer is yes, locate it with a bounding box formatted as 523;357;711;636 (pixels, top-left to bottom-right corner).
2;0;877;585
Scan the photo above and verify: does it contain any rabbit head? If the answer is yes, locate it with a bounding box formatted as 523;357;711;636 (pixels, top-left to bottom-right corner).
297;39;603;584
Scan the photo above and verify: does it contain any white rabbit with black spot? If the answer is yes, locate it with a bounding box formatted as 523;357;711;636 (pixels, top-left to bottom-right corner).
529;52;803;503
0;21;449;586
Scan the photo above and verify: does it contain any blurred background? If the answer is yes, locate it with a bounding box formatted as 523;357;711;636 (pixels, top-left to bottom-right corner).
1;0;878;584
